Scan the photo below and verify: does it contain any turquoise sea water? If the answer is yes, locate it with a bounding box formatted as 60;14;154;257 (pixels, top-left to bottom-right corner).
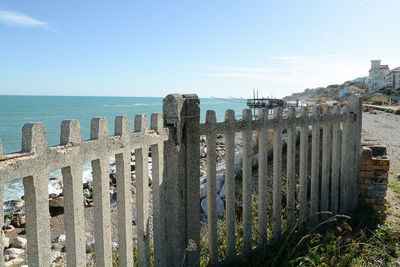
0;95;247;202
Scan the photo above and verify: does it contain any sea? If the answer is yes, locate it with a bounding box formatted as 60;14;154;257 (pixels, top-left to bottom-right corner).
0;95;247;203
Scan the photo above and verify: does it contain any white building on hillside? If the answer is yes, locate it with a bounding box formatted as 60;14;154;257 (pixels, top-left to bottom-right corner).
368;60;400;92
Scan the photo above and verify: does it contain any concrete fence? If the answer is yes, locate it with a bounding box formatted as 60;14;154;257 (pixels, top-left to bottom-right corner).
0;94;362;266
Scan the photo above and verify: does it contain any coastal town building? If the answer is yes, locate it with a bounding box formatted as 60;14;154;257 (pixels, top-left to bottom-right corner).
368;60;400;92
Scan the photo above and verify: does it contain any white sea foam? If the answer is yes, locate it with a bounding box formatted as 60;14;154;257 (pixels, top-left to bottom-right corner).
3;153;154;207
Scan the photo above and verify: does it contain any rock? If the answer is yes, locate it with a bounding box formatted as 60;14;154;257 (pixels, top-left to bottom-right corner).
83;181;91;189
109;172;117;185
220;182;226;198
200;183;207;199
49;193;60;199
201;195;225;218
83;188;91;198
52;234;66;243
3;237;10;249
216;180;224;194
51;243;60;250
252;154;259;168
200;175;207;185
51;249;62;261
3;225;15;233
110;191;117;207
4;247;25;256
86;240;95;253
130;174;151;187
49;196;64;208
216;196;225;218
234;150;243;173
10;210;26;228
10;237;27;249
3;199;24;214
201;198;207;215
5;258;24;266
112;242;119;251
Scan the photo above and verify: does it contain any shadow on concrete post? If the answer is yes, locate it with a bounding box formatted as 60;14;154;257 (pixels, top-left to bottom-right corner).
348;95;362;212
162;94;200;267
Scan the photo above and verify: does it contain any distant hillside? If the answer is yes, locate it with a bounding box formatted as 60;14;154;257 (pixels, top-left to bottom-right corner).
283;76;368;101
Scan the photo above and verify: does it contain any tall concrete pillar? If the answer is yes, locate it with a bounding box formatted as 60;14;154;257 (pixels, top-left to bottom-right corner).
163;94;200;267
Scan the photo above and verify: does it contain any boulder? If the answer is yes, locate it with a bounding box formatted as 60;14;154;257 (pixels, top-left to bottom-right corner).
49;196;64;208
52;234;66;244
201;145;207;154
201;195;225;218
109;172;117;186
83;188;91;198
5;258;24;266
220;182;226;198
200;162;226;198
234;150;243;173
110;191;117;207
4;247;25;256
86;240;95;253
200;184;207;199
3;225;15;232
10;237;27;249
10;210;26;228
3;199;24;214
51;249;62;262
3;237;10;249
200;175;207;185
51;243;60;250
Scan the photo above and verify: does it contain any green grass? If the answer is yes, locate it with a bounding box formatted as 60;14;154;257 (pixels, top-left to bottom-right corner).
389;180;400;195
111;197;400;266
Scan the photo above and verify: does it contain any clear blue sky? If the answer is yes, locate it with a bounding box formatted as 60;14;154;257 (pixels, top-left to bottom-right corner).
1;0;400;98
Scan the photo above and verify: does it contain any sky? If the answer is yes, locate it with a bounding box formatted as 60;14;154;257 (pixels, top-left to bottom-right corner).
1;1;400;98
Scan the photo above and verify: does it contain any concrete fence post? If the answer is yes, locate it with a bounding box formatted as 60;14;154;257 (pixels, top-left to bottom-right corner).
0;137;4;267
348;96;362;211
162;94;200;267
22;122;51;267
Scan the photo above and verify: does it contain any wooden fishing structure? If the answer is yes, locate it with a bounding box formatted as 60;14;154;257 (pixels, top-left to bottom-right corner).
246;89;286;117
